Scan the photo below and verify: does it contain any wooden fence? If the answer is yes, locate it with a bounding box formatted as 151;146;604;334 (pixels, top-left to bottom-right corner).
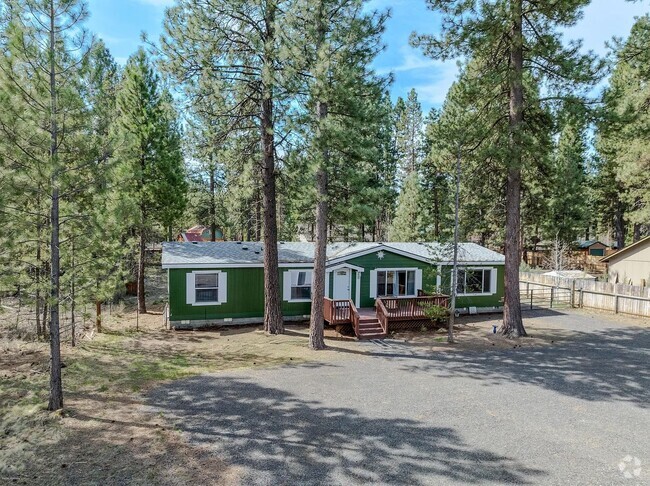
520;271;650;318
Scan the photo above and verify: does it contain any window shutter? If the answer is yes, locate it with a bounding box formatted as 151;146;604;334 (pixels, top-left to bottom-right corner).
283;271;292;301
490;268;497;294
325;271;330;298
415;269;423;294
369;270;377;299
186;272;195;305
219;272;228;303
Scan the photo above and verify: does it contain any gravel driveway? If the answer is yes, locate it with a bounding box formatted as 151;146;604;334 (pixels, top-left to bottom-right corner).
148;311;649;485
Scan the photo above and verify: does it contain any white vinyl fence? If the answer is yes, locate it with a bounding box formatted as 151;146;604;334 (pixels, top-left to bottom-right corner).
520;272;650;318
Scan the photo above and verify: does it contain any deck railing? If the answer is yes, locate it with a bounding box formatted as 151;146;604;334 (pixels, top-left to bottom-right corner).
324;298;354;324
376;295;450;322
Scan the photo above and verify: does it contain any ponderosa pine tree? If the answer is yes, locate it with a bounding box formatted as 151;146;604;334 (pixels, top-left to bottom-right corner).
597;14;650;243
412;0;601;337
283;0;387;348
388;171;428;241
114;49;186;314
545;113;589;244
0;0;98;410
160;0;290;334
394;88;425;180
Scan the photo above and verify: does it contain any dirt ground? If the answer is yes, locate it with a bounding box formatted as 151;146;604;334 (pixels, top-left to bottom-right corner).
1;303;647;485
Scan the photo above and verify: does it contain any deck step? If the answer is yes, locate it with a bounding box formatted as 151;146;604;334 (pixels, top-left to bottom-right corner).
356;319;386;340
357;332;387;340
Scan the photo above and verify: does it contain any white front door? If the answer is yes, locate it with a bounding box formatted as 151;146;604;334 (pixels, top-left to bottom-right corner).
332;269;351;300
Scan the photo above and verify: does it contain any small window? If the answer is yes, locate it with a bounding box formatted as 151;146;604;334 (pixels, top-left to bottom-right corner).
589;248;605;257
457;268;492;295
195;273;219;303
291;270;312;300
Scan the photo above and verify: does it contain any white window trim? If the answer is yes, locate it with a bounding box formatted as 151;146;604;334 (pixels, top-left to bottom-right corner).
374;267;421;298
456;267;497;297
285;269;313;303
189;270;225;306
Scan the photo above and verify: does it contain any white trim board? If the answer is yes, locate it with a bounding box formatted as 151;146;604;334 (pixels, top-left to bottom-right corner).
326;262;365;273
326;244;433;266
163;262;314;269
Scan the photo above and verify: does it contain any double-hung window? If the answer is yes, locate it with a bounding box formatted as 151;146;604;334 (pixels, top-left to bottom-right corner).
291;270;312;300
456;268;492;295
195;272;219;303
376;269;416;297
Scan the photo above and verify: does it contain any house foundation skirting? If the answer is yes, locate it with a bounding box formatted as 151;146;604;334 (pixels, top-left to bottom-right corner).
169;315;309;329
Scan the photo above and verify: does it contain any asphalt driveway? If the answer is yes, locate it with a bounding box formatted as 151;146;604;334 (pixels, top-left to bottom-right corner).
148;311;649;485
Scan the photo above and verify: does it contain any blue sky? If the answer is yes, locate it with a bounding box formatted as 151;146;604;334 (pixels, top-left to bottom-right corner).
87;0;648;112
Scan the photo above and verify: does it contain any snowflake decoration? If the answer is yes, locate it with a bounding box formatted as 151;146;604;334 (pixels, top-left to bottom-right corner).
377;251;385;260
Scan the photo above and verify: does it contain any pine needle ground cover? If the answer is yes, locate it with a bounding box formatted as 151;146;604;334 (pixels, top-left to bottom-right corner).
2;307;638;484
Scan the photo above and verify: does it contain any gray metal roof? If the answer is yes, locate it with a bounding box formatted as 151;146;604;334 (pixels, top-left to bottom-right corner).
162;241;505;267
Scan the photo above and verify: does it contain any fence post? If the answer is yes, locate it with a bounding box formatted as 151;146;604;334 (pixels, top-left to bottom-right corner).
579;288;584;308
614;294;619;314
530;289;534;310
570;281;576;308
550;287;554;309
526;282;530;297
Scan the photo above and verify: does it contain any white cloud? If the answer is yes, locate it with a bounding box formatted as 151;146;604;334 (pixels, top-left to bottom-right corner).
377;46;439;75
375;44;460;107
410;61;460;106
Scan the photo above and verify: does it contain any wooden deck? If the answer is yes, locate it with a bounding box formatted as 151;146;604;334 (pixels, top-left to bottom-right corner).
324;294;449;340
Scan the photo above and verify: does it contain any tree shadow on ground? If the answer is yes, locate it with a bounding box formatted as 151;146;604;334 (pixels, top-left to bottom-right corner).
379;326;650;407
148;374;545;485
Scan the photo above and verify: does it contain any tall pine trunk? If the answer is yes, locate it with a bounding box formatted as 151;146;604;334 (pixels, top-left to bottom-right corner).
137;150;147;313
309;101;328;350
261;2;283;334
261;94;283;334
137;226;146;313
48;0;63;411
501;0;526;337
210;162;216;242
309;4;329;350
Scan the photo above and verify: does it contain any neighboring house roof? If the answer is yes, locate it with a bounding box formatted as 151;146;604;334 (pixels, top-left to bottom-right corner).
162;241;505;268
182;232;204;242
186;225;205;234
180;226;225;242
577;240;607;249
600;235;650;263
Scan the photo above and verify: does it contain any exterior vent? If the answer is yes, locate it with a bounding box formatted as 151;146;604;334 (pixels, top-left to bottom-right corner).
236;241;242;244
191;241;198;245
242;246;248;250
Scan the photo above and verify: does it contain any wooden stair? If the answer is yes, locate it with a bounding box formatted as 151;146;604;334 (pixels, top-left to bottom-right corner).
356;316;386;340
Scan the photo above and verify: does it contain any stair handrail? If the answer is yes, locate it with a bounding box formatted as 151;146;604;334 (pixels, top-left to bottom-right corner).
348;299;360;337
375;298;389;334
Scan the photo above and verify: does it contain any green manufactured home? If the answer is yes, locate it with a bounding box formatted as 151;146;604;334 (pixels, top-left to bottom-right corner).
162;241;505;330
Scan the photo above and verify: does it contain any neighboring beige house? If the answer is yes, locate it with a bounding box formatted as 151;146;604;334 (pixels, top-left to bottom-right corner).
601;236;650;287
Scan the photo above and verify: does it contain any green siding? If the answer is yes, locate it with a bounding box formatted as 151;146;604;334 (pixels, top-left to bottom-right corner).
168;249;505;322
346;251;430;307
345;249;504;308
169;267;310;322
438;266;505;308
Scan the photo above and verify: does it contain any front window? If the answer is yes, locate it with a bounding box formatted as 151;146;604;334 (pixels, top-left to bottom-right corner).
195;272;219;303
456;268;492;295
377;270;416;297
291;270;312;300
